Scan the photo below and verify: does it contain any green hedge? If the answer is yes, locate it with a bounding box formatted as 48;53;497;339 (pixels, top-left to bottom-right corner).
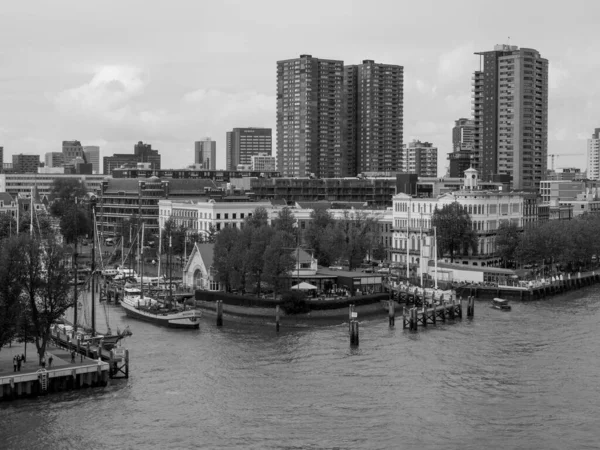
195;290;388;311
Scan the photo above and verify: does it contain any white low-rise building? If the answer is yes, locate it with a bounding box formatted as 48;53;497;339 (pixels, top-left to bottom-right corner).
159;198;273;234
392;168;526;269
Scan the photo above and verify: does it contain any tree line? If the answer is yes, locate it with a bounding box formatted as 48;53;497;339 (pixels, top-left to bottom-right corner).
0;235;73;365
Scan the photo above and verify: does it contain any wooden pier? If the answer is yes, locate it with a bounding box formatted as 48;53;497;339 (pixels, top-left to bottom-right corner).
402;296;475;331
50;328;129;379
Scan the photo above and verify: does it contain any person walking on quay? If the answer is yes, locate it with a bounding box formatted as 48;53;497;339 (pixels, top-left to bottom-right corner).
21;353;26;363
16;354;22;372
48;355;53;368
71;350;76;363
13;355;17;372
41;354;46;368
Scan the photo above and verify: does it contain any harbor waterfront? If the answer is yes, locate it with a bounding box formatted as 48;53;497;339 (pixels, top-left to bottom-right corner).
1;286;600;449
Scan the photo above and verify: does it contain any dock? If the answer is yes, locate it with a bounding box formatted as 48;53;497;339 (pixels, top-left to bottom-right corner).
456;271;600;301
0;343;110;402
402;296;475;331
50;328;130;380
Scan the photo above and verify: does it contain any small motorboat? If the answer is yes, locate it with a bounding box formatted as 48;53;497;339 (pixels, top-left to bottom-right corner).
491;297;511;311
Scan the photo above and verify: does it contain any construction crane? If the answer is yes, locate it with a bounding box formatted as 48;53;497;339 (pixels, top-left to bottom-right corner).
548;153;585;171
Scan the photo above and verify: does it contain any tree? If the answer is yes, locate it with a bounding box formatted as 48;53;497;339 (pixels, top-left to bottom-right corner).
272;207;296;235
213;227;241;292
431;202;477;262
305;208;336;265
244;226;274;295
21;236;73;365
338;210;381;270
372;241;387;262
49;178;88;217
0;214;17;241
245;206;269;229
495;222;521;267
0;236;25;351
59;204;91;244
263;231;296;298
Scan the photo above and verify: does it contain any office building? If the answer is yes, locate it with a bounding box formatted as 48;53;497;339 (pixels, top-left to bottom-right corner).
251;153;277;171
472;45;548;190
0;173;105;200
195;139;217;170
134;141;161;169
448;118;475;177
62;140;84;165
344;60;404;174
103;141;161;175
403;140;438;177
83;146;100;174
12;154;40;174
226;128;272;170
45;152;64;169
277;54;344;178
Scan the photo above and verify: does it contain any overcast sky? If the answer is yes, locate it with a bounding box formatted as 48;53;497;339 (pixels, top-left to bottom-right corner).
0;0;598;175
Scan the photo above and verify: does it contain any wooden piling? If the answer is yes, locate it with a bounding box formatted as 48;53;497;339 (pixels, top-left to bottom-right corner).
402;307;407;329
432;303;437;324
216;300;223;327
348;304;355;333
275;305;280;332
388;300;395;327
350;320;359;346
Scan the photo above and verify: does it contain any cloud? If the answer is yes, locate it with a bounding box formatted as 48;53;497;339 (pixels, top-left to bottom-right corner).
414;79;438;97
549;64;570;90
53;65;147;116
437;42;476;84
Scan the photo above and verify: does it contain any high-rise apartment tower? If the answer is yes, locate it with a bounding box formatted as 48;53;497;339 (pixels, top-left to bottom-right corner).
472;45;548;190
344;60;404;174
587;128;600;180
277;55;344;178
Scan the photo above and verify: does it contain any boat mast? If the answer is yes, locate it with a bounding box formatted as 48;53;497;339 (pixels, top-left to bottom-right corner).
91;203;96;336
140;222;145;300
169;233;173;299
73;197;78;333
158;225;162;283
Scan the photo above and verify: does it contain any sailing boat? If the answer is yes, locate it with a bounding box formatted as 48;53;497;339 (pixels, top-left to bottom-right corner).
67;200;132;350
120;223;201;328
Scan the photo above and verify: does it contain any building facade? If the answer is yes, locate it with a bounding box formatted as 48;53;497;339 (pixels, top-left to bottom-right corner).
472;45;548;190
134;141;161;169
225;128;272;171
83;146;100;174
0;173;105;199
344;60;404;174
45;152;64;168
448;118;475;178
0;147;3;170
392;168;527;269
12;154;40;174
103;141;161;175
251;153;276;171
277;55;344;178
403;140;438;177
62;140;84;165
159;198;272;233
195;139;216;170
586;128;600;180
98;177;218;236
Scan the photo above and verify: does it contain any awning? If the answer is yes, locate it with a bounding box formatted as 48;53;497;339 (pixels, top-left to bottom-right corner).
291;282;318;291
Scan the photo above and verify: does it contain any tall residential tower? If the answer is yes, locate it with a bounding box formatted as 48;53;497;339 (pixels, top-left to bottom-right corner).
587;128;600;180
344;60;404;174
277;55;344;178
472;45;548;190
195;138;216;170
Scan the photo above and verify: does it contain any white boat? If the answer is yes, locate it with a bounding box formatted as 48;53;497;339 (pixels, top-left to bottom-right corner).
120;296;201;329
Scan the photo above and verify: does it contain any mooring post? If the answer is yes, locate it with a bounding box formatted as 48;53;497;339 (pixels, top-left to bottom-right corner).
216;300;223;327
350;320;359;346
275;305;280;332
125;350;129;379
388;300;395;327
432;302;437;324
402;307;407;329
348;304;355;333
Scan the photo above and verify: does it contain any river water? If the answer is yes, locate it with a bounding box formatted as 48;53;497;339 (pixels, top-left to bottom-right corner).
1;286;600;450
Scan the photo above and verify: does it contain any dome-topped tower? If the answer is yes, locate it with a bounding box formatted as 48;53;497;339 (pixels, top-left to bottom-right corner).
463;167;479;190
